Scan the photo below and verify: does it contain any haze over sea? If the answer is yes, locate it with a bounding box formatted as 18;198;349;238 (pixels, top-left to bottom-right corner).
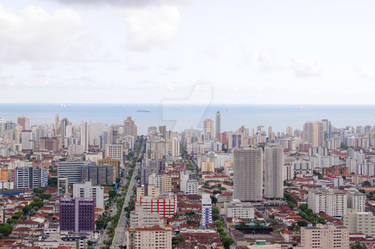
1;104;375;134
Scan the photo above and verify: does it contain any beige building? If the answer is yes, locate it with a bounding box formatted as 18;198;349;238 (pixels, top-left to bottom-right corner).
161;174;172;193
303;121;324;148
344;208;375;238
234;147;263;201
137;185;160;201
126;225;172;249
130;207;163;228
105;144;124;165
201;157;215;173
301;224;349;249
203;118;214;140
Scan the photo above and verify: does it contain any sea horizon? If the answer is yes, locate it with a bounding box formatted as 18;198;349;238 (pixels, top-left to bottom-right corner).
1;103;375;134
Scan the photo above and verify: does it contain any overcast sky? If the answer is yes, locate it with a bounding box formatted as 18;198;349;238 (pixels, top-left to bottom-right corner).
0;0;375;104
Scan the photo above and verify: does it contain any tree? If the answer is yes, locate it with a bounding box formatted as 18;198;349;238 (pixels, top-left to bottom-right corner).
96;218;106;230
351;244;365;249
297;220;308;227
212;206;220;221
172;236;185;245
362;181;371;187
109;189;117;199
0;223;12;237
222;236;234;249
22;205;32;215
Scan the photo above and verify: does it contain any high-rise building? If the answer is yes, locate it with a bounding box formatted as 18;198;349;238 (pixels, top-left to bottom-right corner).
21;130;33;151
15;166;48;189
135;192;177;219
344;209;375;238
58;177;69;197
105;144;123;165
234;147;263;201
321;119;332;140
308;188;347;219
124;116;137;137
159;126;167;139
160;174;172;193
73;181;104;210
303;121;324;148
81;165;115;185
80;121;89;153
347;190;366;212
301;224;349;249
203;118;214;140
264;145;284;199
201;193;213;227
130;207;162;228
17;116;30;130
60;197;95;233
216;111;221;141
98;157;120;178
57;161;89;184
126;225;172;249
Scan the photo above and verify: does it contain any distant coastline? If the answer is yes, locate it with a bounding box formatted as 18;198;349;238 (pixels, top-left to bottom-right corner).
1;104;375;134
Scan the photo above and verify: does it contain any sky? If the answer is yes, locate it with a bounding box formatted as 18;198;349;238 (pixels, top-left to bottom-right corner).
0;0;375;104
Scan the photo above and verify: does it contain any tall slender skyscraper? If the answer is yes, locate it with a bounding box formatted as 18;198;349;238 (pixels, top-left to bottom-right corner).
216;111;221;141
80;121;89;152
264;145;284;199
234;147;263;201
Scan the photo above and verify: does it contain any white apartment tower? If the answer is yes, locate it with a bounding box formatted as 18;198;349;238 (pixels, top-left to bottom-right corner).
80;121;89;153
201;193;213;227
308;188;347;219
264;145;284;199
216;111;221;141
73;181;104;210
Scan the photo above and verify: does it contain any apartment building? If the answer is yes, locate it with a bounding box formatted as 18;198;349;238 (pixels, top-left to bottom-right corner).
301;224;349;249
126;225;172;249
344;208;375;238
225;201;255;219
307;188;347;219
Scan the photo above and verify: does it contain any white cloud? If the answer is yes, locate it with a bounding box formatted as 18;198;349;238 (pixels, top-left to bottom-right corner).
0;4;83;62
257;50;285;72
123;5;180;51
353;65;375;80
290;58;322;78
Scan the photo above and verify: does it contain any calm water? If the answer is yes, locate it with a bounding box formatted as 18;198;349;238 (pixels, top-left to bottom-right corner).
1;104;375;134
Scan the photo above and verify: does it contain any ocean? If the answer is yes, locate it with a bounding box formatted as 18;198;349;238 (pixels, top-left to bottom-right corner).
1;104;375;134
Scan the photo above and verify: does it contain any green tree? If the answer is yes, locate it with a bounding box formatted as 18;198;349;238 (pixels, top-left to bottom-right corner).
362;181;371;187
211;195;218;204
212;206;220;221
22;205;32;215
222;236;234;249
351;244;365;249
109;189;117;199
0;223;12;237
